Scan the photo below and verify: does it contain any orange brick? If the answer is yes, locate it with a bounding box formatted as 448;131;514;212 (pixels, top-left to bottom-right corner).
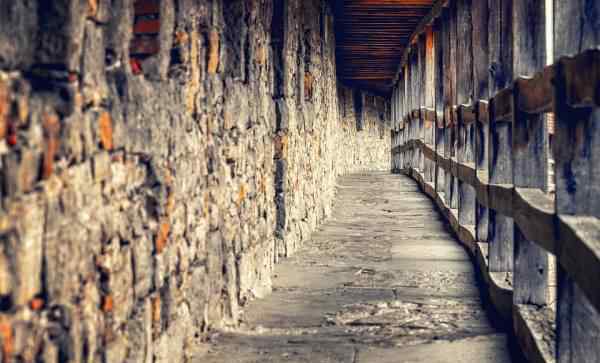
42;113;61;179
237;184;247;206
98;111;113;150
29;298;44;311
174;31;189;46
0;81;8;139
207;31;220;74
155;220;170;254
256;44;267;65
151;296;161;323
0;318;13;358
88;0;98;17
304;72;314;100
166;191;175;215
17;97;28;124
102;294;114;312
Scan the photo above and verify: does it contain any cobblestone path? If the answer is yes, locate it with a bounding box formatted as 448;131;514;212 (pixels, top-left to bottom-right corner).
199;173;513;363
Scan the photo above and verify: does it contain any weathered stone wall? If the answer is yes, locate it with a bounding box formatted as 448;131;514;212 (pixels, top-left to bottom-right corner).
0;1;389;362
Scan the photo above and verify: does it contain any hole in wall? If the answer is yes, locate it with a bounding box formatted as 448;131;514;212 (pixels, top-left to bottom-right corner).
130;0;161;75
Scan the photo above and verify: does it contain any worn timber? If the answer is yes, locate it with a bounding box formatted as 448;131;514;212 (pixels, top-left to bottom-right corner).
390;2;600;362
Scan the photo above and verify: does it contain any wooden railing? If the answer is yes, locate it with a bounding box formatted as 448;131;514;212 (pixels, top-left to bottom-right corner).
390;1;600;361
393;48;600;363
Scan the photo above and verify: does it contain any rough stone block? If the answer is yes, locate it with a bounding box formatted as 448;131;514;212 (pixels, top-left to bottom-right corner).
35;0;87;71
10;194;44;306
207;30;220;74
132;235;153;298
275;99;289;132
92;150;112;182
0;1;38;70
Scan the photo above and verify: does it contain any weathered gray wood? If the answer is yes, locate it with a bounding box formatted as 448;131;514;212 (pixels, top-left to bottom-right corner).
472;0;489;101
556;216;600;317
442;7;454;206
554;1;600;358
434;17;446;194
449;4;459;210
487;0;514;273
488;0;513;95
554;0;600;58
512;0;549;307
457;0;476;227
473;0;489;242
418;35;427;176
412;47;420;169
424;26;435;183
476;102;489;242
489;90;514;272
513;188;555;254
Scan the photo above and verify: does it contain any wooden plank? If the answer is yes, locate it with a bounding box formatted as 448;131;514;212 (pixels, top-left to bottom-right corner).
488;183;513;218
561;49;600;108
472;0;489;100
488;0;513;96
487;0;514;272
422;141;436;161
457;161;476;186
515;65;555;114
471;0;489;247
458;104;476;124
513;188;555;254
475;171;490;209
557;216;600;318
477;101;489;124
490;88;514;123
441;6;454;208
513;305;556;363
554;1;600;358
554;0;600;60
433;16;446;195
489;102;514;272
512;0;549;308
437;154;450;173
475;100;489;242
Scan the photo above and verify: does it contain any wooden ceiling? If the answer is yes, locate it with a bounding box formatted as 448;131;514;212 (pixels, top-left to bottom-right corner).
335;0;436;95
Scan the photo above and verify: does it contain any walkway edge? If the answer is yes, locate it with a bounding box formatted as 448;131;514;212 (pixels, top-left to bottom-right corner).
398;167;553;363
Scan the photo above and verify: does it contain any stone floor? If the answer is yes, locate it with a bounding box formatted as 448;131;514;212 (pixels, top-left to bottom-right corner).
199;172;514;363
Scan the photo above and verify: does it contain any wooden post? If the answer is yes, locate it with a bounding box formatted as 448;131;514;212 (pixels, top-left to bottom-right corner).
434;17;445;194
554;1;600;361
406;71;411;170
425;28;435;183
412;45;419;170
487;0;513;273
442;6;454;206
449;3;459;210
512;0;549;306
457;0;475;226
473;0;489;242
419;34;426;176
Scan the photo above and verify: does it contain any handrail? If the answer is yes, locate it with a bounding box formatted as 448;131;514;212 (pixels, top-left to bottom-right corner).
392;48;600;361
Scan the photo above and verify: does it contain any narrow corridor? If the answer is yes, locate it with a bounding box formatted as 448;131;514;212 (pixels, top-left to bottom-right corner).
201;173;512;363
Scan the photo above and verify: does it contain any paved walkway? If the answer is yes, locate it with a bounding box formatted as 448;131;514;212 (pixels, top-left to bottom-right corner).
201;173;513;363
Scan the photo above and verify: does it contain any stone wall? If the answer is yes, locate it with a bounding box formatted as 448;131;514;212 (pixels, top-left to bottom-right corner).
0;1;389;362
